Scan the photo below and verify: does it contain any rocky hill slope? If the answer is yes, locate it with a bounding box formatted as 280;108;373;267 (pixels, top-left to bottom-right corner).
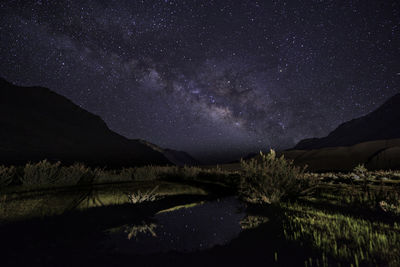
0;78;174;167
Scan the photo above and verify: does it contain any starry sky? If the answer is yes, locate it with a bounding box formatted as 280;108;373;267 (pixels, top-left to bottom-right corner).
1;0;399;162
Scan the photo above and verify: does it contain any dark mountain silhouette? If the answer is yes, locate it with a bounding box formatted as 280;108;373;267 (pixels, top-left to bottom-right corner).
162;149;200;166
293;93;400;150
0;78;190;167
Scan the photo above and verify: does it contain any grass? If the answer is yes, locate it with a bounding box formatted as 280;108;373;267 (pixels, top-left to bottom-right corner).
0;181;207;222
236;159;400;266
1;160;235;190
282;202;400;266
0;158;399;266
0;161;235;222
240;215;269;230
0;165;16;188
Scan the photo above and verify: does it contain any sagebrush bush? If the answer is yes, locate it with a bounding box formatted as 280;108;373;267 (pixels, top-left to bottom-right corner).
60;163;98;185
174;166;201;180
120;166;180;181
119;168;137;180
353;164;368;176
19;161;100;186
0;166;16;189
21;160;62;186
240;149;317;204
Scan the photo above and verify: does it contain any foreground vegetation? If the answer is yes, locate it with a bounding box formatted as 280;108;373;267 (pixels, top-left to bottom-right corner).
1;154;400;266
283;203;400;266
239;149;318;204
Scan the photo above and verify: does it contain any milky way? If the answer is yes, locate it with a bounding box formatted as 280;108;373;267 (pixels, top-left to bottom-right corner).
1;0;399;162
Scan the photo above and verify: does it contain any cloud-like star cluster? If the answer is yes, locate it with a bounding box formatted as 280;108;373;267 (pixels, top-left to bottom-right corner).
1;0;399;162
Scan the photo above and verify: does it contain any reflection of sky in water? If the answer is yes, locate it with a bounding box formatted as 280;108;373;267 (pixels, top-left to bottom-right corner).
104;197;245;254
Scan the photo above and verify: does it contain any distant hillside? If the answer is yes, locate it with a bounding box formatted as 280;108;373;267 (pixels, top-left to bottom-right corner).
282;138;400;171
0;78;172;167
294;93;400;150
136;139;200;166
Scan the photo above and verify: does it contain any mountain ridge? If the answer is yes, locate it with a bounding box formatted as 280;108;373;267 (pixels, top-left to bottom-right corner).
0;78;197;167
293;93;400;150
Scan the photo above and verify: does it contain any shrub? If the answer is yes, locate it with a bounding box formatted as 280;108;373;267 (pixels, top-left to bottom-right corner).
179;166;202;179
240;149;317;204
60;163;98;185
379;199;400;215
119;167;137;180
352;164;371;193
353;164;368;176
121;166;179;181
127;185;159;204
17;161;98;187
120;165;230;182
20;160;62;186
0;166;16;189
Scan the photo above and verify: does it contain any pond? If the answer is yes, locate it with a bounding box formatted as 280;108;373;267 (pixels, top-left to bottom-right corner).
103;197;248;254
1;195;272;267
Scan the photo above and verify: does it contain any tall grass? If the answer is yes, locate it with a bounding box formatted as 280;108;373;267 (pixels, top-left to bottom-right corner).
240;149;318;204
119;166;180;181
61;163;98;185
21;160;62;186
1;160;235;189
240;215;269;230
0;165;16;189
283;203;400;266
18;160;99;187
127;185;160;204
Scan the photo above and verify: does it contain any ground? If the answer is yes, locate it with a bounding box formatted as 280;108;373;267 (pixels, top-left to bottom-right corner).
0;164;399;266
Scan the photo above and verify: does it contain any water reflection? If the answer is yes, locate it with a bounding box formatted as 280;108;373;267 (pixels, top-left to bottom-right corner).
107;222;158;240
127;222;158;239
104;197;246;254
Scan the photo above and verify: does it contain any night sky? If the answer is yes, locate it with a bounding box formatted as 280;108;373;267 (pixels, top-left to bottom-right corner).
1;0;399;162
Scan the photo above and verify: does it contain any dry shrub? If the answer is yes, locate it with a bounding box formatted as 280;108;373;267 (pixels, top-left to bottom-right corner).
0;166;16;189
240;149;318;204
21;160;62;186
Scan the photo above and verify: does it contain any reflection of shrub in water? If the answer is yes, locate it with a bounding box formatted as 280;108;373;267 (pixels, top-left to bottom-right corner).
127;185;159;204
126;222;158;240
240;215;269;230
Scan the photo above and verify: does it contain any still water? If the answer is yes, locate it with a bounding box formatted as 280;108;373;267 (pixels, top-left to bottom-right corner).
103;197;247;254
